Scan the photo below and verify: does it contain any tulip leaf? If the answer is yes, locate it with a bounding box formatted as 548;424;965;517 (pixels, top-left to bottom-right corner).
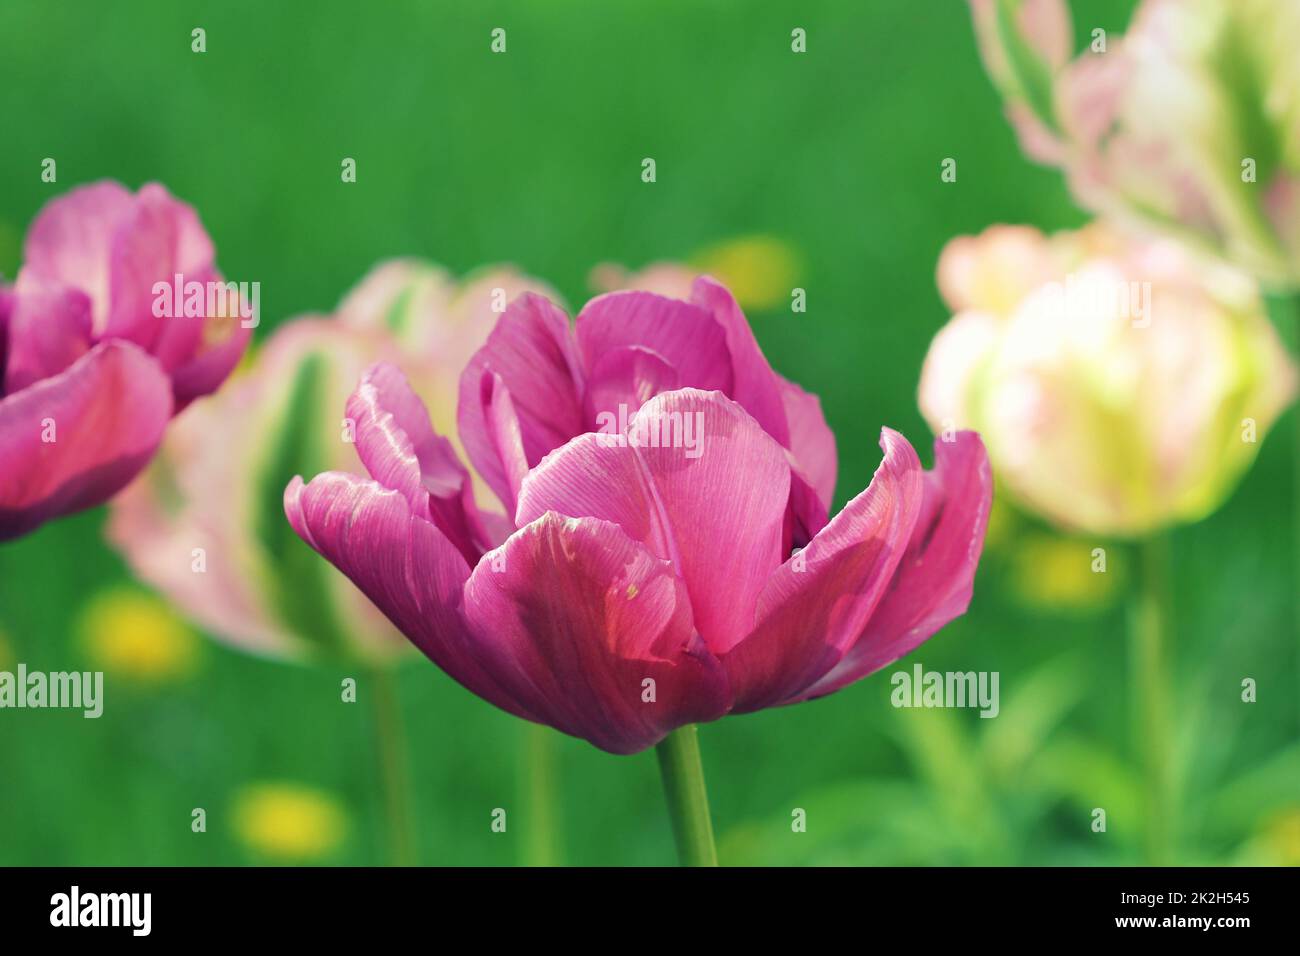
718;780;974;866
1203;744;1300;838
981;654;1086;781
1028;736;1142;848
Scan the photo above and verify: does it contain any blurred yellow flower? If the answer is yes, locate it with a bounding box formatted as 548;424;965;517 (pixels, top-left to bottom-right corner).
79;588;200;681
590;235;802;312
981;494;1016;554
1239;808;1300;866
1009;532;1122;613
233;783;347;860
691;236;801;311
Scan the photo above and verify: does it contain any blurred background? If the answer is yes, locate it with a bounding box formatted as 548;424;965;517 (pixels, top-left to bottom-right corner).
1;0;1296;866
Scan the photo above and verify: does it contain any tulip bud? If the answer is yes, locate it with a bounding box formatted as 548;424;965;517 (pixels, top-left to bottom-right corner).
921;223;1297;536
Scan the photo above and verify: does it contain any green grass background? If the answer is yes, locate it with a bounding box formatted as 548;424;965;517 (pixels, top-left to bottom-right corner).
1;0;1296;866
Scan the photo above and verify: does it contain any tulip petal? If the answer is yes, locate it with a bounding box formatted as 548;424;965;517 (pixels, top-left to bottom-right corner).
785;467;830;553
0;341;173;541
457;292;584;507
19;180;135;332
284;471;527;716
575;291;733;400
347;362;491;563
0;287;13;389
459;370;530;515
3;285;93;394
461;511;730;754
968;0;1072;155
517;388;790;653
690;276;790;446
582;344;680;425
105;183;216;352
778;374;837;550
917;309;1002;437
934;225;1054;315
779;374;837;508
722;428;924;712
107;395;304;659
164;305;253;409
793;433;993;700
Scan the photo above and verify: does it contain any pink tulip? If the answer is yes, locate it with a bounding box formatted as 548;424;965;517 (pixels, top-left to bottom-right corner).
285;279;992;754
1;181;249;541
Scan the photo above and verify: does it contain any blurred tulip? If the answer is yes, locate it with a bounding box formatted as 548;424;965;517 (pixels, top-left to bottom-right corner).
0;181;250;541
285;278;993;754
233;782;347;861
970;0;1300;286
921;223;1297;536
109;260;553;663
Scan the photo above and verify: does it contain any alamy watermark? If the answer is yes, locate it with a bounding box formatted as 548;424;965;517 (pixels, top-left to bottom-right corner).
50;886;150;936
595;403;705;459
0;663;103;718
890;663;999;718
152;272;260;328
1041;272;1152;328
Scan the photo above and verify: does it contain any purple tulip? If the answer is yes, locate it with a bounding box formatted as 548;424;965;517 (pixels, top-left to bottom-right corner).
0;181;250;541
285;278;992;754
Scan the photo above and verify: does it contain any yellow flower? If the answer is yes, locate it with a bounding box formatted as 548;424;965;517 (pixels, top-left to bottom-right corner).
590;235;803;312
1009;532;1122;612
79;588;199;681
233;783;347;861
1236;808;1300;865
691;236;801;311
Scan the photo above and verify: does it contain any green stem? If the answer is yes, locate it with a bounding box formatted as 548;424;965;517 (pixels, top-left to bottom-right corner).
370;666;416;866
1266;290;1300;733
1292;295;1300;734
1128;535;1174;866
655;724;719;866
519;722;561;866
